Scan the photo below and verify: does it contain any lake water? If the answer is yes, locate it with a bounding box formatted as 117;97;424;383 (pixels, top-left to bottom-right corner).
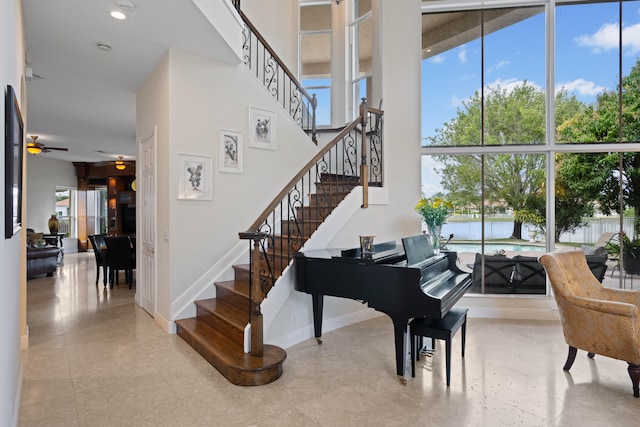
446;243;546;254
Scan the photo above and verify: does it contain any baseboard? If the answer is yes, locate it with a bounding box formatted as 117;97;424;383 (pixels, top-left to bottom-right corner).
154;311;176;334
20;325;28;349
461;294;560;321
270;308;384;349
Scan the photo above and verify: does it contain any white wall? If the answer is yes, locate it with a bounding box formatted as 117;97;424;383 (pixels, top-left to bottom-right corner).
242;0;299;76
134;0;427;348
137;53;171;322
136;45;318;323
167;49;319;306
0;0;25;424
25;156;78;252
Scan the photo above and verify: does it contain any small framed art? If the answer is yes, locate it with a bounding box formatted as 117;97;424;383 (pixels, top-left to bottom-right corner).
249;106;276;150
178;154;213;200
219;130;242;173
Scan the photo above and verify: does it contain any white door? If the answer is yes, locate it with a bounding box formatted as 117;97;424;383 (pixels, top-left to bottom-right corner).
136;127;156;316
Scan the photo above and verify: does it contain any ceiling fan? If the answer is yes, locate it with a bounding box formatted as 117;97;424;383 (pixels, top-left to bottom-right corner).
26;135;69;155
102;155;132;171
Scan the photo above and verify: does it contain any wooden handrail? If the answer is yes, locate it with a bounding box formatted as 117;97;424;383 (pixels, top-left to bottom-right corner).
243;120;365;234
239;10;314;105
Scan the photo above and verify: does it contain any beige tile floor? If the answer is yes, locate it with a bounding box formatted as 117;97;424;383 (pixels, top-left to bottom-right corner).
20;252;640;426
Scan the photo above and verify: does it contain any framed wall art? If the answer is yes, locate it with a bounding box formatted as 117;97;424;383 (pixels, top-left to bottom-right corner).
248;106;276;150
177;154;212;200
5;85;24;238
219;130;243;173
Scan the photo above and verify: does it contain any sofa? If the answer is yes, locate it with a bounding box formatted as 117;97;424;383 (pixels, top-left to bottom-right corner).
470;251;608;294
27;246;60;279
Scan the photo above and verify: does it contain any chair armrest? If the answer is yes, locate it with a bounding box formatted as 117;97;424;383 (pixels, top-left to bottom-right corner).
568;294;639;318
593;288;640;308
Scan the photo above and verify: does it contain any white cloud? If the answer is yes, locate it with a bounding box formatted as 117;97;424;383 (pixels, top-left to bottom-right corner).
431;54;445;64
487;60;509;74
421;156;443;196
622;22;640;55
575;22;618;53
485;78;540;94
575;22;640;55
458;48;467;63
555;78;606;97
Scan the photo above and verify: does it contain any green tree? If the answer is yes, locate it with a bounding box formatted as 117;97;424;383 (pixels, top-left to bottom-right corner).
428;81;584;240
557;59;640;234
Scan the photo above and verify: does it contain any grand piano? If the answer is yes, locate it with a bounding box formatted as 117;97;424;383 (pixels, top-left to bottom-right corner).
293;235;472;383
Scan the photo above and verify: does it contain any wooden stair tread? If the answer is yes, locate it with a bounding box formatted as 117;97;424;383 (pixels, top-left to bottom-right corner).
216;280;249;297
177;172;356;386
176;318;286;386
195;298;248;328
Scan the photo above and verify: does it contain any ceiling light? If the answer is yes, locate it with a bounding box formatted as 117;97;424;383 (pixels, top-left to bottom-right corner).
96;42;112;52
111;0;135;20
115;156;127;171
26;143;42;155
110;10;126;19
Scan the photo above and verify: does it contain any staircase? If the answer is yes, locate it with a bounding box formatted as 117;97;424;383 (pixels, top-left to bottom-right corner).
175;173;358;386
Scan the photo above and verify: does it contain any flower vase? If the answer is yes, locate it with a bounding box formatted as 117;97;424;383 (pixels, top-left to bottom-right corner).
48;214;59;234
428;225;442;253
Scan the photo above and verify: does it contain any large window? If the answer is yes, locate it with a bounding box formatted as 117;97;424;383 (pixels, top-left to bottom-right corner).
300;2;332;126
422;0;640;294
348;0;372;119
55;187;76;238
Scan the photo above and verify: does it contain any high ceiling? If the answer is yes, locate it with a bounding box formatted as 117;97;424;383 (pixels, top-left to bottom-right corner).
21;1;536;164
22;0;235;163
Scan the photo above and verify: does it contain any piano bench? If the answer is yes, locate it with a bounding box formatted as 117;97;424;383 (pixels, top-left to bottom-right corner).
410;307;468;386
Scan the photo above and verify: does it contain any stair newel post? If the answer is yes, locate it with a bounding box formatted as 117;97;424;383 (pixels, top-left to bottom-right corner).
359;98;369;208
250;234;265;356
239;230;268;357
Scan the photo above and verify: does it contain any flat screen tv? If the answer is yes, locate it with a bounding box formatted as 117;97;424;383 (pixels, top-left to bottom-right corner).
5;85;23;238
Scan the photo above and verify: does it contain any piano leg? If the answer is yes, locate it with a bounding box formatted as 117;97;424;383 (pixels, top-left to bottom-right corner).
389;314;410;385
312;294;324;344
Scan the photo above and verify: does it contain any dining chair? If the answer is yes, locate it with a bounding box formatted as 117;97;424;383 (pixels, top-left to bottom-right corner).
104;236;135;289
128;235;136;270
88;234;109;287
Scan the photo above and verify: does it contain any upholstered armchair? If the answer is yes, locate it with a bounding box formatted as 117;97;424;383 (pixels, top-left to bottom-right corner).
538;251;640;397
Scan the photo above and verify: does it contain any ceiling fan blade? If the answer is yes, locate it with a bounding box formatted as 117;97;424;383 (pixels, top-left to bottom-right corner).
44;147;69;151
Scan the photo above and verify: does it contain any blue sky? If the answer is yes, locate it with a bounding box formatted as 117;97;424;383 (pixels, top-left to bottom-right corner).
422;2;640;142
420;2;640;197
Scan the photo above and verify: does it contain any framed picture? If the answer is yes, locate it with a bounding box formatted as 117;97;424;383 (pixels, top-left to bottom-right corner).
178;154;212;200
219;130;243;173
249;107;276;150
5;85;24;239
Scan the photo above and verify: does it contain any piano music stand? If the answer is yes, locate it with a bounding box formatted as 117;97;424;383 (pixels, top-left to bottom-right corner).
410;307;468;386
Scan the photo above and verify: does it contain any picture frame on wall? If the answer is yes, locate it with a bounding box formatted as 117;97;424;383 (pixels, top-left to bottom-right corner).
5;85;24;239
248;106;276;150
177;154;213;200
219;130;243;174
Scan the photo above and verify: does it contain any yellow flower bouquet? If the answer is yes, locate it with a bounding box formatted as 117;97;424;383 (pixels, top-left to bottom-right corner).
415;196;453;249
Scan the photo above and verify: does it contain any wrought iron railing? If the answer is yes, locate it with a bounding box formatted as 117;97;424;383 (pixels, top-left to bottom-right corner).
238;10;317;144
239;100;383;355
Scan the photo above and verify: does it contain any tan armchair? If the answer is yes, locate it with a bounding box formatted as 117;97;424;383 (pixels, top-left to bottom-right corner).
538;251;640;397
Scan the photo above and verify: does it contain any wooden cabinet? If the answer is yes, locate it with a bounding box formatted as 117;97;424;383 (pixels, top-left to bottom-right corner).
74;162;136;248
108;175;136;235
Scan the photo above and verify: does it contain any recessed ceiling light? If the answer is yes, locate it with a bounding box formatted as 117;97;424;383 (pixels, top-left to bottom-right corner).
110;10;126;20
111;0;135;20
96;42;112;52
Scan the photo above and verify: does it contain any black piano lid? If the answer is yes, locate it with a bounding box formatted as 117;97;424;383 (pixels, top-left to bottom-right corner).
402;234;435;266
297;241;406;264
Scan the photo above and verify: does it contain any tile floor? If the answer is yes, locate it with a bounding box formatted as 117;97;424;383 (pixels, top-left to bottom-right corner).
19;252;640;426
